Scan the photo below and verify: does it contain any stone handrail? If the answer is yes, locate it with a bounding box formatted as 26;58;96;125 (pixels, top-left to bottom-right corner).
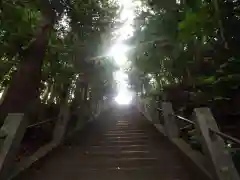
136;98;240;180
209;128;240;145
158;107;240;146
0;99;109;180
27;117;58;129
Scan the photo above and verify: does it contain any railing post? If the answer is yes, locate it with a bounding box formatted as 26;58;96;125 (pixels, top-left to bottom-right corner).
145;104;151;121
53;103;70;144
100;99;105;112
150;100;159;124
135;97;141;112
99;100;103;112
95;100;101;117
0;113;27;179
194;108;240;180
95;101;99;115
162;102;179;138
139;98;144;113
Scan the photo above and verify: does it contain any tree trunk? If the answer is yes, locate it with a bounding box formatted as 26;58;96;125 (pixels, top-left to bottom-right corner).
74;79;83;106
42;82;52;103
0;86;9;105
212;0;228;48
0;16;53;122
83;83;89;102
47;83;56;104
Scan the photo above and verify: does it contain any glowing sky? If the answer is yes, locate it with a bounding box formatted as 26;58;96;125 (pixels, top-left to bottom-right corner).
109;0;138;105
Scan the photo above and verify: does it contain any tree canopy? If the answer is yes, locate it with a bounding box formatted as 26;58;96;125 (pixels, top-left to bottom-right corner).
2;0;240;126
127;0;240;108
0;0;119;122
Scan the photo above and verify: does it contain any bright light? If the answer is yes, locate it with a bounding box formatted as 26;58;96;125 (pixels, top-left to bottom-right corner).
114;70;128;83
57;13;71;38
108;44;129;56
108;44;129;66
115;91;133;105
115;0;136;41
118;0;134;19
110;0;137;105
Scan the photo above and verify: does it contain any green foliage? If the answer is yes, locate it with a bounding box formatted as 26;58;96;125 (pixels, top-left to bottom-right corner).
127;0;240;106
0;0;118;106
178;5;215;42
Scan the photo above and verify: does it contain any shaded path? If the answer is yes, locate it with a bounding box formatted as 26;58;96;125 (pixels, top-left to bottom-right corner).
15;107;195;180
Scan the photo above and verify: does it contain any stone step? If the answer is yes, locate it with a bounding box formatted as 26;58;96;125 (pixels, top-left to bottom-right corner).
70;169;190;180
96;140;150;145
87;150;153;158
89;144;150;151
104;132;146;136
107;130;146;133
104;136;149;140
65;157;185;173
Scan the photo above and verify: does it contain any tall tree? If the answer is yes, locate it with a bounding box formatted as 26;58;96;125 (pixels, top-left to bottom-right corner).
0;0;118;122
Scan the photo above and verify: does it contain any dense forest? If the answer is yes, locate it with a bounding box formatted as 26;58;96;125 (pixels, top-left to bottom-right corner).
0;0;119;125
1;0;240;161
127;0;240;138
0;0;120;158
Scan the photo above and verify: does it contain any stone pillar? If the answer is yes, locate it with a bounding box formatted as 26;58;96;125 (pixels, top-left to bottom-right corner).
151;100;159;124
53;104;70;144
93;100;100;118
142;102;151;121
99;100;104;113
99;100;103;113
0;113;27;179
162;102;179;138
136;97;141;112
194;108;240;180
147;104;153;122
